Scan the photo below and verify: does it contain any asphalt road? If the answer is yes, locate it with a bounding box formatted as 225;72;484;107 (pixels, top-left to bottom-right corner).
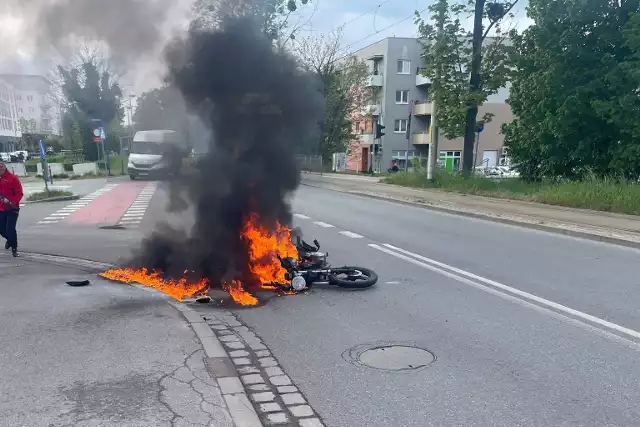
234;185;640;427
12;178;640;426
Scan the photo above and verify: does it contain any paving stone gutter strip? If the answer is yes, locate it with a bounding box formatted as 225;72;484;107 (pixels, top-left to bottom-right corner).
173;302;326;427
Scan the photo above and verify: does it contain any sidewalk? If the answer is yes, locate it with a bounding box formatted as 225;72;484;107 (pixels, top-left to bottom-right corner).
0;253;240;426
301;172;640;248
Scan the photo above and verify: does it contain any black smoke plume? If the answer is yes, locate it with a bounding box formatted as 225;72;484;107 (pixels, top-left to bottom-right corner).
128;16;323;289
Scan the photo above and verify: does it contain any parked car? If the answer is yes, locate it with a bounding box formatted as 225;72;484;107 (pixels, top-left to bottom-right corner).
13;150;29;161
0;153;10;162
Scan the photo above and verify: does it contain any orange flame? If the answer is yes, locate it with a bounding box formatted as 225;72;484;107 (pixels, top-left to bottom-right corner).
99;268;208;302
241;213;297;287
100;214;297;305
224;280;259;306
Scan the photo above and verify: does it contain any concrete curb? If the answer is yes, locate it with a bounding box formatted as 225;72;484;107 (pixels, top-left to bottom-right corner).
168;302;264;427
23;194;80;204
14;251;115;271
300;182;640;250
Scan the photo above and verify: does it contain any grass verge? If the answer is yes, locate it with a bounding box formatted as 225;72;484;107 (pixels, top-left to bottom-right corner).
382;170;640;216
27;190;74;202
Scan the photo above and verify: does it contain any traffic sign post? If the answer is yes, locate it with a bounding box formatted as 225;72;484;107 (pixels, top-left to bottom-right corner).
100;127;111;176
39;140;50;193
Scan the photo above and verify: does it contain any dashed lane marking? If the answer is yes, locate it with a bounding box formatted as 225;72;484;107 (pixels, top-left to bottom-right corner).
338;231;363;239
294;214;310;219
313;221;334;228
37;183;119;225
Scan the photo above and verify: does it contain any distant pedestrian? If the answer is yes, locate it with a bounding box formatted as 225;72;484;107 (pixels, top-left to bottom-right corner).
0;161;23;257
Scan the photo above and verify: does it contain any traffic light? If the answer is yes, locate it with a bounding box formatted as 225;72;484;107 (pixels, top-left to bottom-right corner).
374;143;379;155
374;123;386;139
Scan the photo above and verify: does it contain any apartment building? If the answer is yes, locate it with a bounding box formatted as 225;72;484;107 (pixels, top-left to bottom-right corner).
0;74;61;137
348;37;512;172
0;76;22;152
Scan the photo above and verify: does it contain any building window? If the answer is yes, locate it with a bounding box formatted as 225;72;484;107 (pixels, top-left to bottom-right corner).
395;90;409;104
394;119;408;133
27;95;33;102
29;107;34;113
439;151;462;171
397;60;410;74
16;95;21;101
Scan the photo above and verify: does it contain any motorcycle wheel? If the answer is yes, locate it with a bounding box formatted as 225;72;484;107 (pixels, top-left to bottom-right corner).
328;266;378;288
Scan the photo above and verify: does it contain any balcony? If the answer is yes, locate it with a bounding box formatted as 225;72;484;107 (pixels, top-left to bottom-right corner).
365;73;383;87
413;102;433;116
412;132;430;145
358;133;374;146
416;67;431;86
361;104;381;116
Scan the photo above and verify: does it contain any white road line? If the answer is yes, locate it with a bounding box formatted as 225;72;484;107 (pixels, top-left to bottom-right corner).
313;221;334;228
119;221;141;224
339;231;363;239
38;221;58;224
49;213;71;216
294;214;310;219
126;209;147;213
369;243;640;346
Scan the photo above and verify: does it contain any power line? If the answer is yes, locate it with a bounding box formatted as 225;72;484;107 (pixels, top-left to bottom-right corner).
334;0;394;31
333;7;428;63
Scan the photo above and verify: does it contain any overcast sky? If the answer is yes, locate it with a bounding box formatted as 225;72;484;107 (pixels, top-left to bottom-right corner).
0;0;532;93
302;0;532;54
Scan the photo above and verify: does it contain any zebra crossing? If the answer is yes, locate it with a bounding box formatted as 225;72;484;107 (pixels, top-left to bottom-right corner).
117;182;157;227
37;183;120;225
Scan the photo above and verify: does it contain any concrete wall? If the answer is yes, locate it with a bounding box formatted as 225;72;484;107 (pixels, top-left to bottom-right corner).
37;162;64;176
7;162;27;177
73;162;99;176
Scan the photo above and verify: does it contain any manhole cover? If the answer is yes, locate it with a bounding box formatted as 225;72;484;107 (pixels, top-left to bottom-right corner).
343;342;435;372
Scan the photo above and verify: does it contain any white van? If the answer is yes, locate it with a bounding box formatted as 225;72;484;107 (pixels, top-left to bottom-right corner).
127;130;183;180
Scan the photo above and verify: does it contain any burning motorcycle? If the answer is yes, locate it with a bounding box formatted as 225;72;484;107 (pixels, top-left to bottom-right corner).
276;236;378;293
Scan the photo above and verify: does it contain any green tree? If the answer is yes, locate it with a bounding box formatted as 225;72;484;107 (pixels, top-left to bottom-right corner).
58;59;122;161
293;31;370;162
70;120;84;151
415;0;517;172
503;0;640;180
192;0;310;47
133;86;189;134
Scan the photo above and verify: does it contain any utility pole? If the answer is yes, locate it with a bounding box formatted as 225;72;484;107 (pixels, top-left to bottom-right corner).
427;1;445;182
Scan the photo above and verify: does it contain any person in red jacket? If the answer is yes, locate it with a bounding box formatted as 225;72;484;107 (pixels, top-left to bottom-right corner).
0;161;23;257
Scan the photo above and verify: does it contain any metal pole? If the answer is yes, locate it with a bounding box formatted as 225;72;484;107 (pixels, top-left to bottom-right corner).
473;131;480;171
427;2;445;182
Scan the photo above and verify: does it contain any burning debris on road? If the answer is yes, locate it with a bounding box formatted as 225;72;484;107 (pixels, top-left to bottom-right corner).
101;15;323;305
